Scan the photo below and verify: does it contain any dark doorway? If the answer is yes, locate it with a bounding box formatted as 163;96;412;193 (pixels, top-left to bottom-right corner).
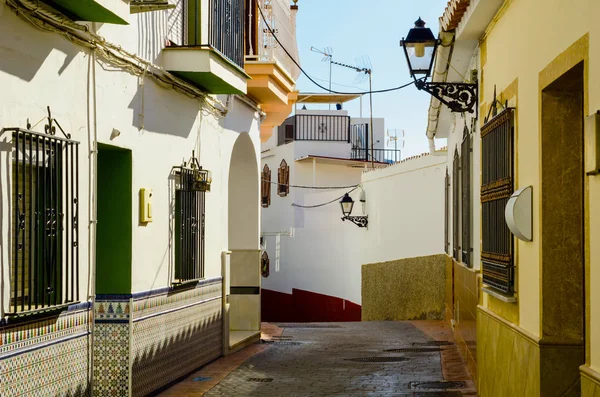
540;61;585;395
96;144;132;295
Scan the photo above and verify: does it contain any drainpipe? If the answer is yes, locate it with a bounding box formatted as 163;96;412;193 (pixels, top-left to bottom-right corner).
426;30;455;155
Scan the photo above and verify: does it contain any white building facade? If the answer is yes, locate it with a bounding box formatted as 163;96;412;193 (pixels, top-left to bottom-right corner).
260;95;445;322
0;0;300;395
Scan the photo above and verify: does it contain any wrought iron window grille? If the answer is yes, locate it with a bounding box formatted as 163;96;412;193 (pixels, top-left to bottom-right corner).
261;164;271;207
172;153;207;285
3;107;80;316
481;88;515;294
461;125;472;267
278;159;289;197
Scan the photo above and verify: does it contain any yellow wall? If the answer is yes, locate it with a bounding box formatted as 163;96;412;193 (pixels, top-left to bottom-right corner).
478;0;600;392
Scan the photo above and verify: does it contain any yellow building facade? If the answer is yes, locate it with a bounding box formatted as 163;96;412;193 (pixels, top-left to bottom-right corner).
472;0;600;395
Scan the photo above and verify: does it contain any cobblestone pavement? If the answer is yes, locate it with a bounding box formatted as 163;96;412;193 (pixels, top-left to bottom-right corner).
202;321;476;397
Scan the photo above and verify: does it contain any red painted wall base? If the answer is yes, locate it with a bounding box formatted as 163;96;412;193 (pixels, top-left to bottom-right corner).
261;288;361;322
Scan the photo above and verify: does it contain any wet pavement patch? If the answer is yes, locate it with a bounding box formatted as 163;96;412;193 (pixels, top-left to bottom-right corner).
413;341;455;346
345;356;409;363
247;378;274;383
276;323;344;328
409;381;466;389
384;347;441;353
261;340;302;345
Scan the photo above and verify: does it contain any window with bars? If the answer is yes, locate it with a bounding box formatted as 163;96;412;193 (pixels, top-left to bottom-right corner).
261;251;270;278
261;165;271;208
174;167;206;284
481;108;515;294
444;168;449;254
8;128;79;315
278;160;289;197
452;149;460;261
461;128;472;267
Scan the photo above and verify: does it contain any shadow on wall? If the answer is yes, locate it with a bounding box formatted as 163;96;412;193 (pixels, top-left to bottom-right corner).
361;254;447;321
136;11;167;64
131;308;222;396
0;10;80;82
0;140;10;312
127;80;199;136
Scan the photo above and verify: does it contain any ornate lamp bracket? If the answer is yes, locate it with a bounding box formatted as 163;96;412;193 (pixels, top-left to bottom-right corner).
341;215;368;228
414;80;478;114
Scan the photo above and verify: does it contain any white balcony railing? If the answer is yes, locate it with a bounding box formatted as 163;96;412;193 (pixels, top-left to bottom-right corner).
249;0;300;80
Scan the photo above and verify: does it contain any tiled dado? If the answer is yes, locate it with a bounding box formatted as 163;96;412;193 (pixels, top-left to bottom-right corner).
478;306;585;397
453;260;479;382
93;296;132;397
0;303;92;397
581;366;600;396
92;278;224;397
131;277;223;396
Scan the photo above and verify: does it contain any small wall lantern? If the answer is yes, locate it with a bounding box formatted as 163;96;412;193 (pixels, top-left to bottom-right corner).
400;18;478;113
339;193;368;228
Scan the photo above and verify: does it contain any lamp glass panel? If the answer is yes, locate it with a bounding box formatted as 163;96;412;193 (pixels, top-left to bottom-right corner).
405;42;436;74
341;201;353;216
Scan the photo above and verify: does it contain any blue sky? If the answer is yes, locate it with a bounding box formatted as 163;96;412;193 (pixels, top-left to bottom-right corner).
294;0;449;158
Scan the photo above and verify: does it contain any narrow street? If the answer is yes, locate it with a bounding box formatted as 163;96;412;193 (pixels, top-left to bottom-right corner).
159;321;477;396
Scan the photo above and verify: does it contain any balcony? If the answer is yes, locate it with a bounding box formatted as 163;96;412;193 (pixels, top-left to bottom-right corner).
162;0;250;95
278;114;402;165
245;0;301;141
278;114;351;144
40;0;130;24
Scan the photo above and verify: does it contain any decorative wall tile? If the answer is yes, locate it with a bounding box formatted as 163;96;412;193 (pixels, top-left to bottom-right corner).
0;306;91;396
93;322;130;397
95;300;130;322
131;280;223;397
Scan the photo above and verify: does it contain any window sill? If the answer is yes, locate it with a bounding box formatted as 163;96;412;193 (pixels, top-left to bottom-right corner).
482;287;517;303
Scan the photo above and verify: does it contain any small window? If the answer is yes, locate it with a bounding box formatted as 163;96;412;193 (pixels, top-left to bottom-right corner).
261;165;271;207
452;149;460;261
261;251;270;278
461;128;472;267
278;160;289;197
285;125;294;143
8;128;80;315
444;168;450;254
174;166;206;283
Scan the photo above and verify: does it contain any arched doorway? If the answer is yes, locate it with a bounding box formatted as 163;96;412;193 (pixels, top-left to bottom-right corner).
227;132;260;352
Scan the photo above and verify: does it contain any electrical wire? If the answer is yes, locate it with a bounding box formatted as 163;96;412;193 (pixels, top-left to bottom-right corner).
7;0;229;118
262;180;358;190
257;5;423;95
291;187;359;209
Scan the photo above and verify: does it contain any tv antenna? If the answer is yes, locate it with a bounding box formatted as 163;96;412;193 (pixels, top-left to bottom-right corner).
310;46;334;109
386;129;405;163
331;57;375;169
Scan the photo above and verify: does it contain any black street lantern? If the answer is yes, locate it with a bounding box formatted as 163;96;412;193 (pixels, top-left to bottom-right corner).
339;193;368;228
400;17;438;78
400;18;478;113
340;193;354;217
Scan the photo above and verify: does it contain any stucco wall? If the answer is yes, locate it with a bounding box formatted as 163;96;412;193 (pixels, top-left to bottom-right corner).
360;154;447;264
0;5;260;396
362;254;446;321
477;0;600;380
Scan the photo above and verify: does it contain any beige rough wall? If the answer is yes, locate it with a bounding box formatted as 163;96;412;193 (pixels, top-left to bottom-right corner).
361;254;446;321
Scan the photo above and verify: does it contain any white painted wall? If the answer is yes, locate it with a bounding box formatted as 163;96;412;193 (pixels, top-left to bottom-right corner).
437;47;481;270
261;142;364;304
360;155;447;265
0;7;260;313
260;139;446;305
